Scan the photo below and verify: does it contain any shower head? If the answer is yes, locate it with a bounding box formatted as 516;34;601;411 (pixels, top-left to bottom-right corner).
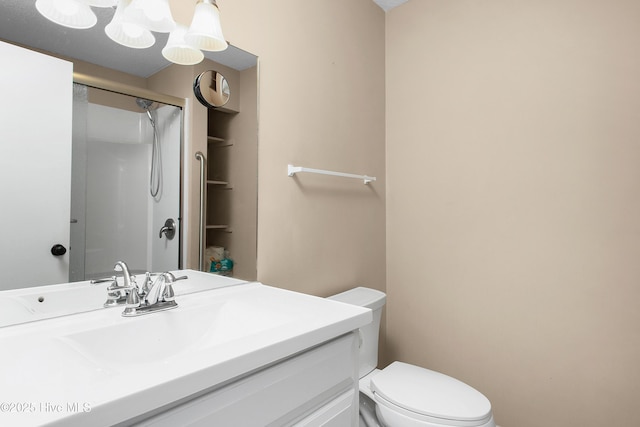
136;98;154;110
136;97;156;126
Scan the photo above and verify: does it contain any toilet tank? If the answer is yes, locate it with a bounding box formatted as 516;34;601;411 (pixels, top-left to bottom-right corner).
327;287;386;378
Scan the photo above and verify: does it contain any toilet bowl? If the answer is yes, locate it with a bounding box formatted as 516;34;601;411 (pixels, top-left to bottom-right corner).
328;287;495;427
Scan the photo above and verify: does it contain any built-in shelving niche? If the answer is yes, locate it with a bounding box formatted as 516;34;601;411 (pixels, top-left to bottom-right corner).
202;64;258;281
206;111;235;250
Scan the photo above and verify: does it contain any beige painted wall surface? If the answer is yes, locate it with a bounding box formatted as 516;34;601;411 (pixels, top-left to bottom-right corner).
386;0;640;426
225;66;258;280
166;1;386;298
218;0;387;298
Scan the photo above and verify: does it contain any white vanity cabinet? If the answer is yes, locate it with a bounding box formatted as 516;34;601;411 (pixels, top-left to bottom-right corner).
0;280;371;427
134;333;359;426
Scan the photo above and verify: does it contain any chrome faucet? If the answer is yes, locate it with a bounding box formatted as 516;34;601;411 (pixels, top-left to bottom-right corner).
91;261;138;307
122;272;187;317
114;261;133;289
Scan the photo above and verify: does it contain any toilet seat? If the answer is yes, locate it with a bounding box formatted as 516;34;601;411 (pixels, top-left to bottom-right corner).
371;362;493;426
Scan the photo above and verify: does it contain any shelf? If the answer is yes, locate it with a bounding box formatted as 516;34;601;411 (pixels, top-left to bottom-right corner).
206;225;232;233
206;180;232;189
207;136;233;147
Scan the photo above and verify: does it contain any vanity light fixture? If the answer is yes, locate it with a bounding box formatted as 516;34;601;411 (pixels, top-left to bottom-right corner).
105;0;156;49
162;24;205;65
35;0;228;64
35;0;101;29
185;0;228;52
86;0;118;6
126;0;175;33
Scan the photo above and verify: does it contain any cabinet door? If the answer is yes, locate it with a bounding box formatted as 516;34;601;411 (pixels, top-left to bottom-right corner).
293;390;355;427
0;41;72;289
135;333;359;426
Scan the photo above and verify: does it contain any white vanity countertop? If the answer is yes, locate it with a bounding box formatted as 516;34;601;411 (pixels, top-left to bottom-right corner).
0;274;371;426
0;269;247;328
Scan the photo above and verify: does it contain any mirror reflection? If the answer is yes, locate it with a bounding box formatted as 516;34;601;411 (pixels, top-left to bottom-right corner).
194;70;230;108
0;12;258;299
69;85;182;282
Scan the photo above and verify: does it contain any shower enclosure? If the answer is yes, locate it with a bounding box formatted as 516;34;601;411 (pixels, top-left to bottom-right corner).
70;84;182;281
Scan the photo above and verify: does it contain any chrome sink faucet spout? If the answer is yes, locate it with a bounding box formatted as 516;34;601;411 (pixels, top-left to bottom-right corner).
114;261;134;290
91;261;138;307
122;272;187;317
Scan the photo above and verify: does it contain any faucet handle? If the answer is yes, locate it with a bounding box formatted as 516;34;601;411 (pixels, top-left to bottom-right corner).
163;284;176;302
141;272;162;295
145;274;166;305
129;275;138;289
122;287;142;316
142;272;152;295
162;272;188;283
125;287;141;308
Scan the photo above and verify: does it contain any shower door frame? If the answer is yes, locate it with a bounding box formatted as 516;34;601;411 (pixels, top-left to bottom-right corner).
73;72;186;276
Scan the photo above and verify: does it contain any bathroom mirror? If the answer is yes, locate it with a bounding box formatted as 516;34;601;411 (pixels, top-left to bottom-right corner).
0;2;259;295
194;70;230;108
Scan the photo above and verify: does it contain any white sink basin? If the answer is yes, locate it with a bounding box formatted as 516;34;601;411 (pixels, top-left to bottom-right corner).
62;294;293;369
2;335;113;390
0;270;247;328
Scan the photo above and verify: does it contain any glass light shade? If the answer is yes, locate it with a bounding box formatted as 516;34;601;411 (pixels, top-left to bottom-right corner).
85;0;118;6
185;0;228;52
162;25;204;65
126;0;176;33
105;0;155;49
35;0;97;29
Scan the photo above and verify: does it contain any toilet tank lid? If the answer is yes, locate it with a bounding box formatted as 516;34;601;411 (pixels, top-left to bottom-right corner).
327;287;386;310
371;362;493;422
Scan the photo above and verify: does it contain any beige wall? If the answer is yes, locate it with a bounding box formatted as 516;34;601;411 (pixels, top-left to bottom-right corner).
386;0;640;426
226;66;258;280
218;0;387;298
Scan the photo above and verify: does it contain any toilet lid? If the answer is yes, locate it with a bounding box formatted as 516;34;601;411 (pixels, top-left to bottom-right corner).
371;362;492;422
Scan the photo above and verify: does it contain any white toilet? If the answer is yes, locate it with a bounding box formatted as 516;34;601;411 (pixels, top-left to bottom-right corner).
328;287;495;427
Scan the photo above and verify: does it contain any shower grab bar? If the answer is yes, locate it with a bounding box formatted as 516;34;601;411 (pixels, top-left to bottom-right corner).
287;164;376;184
195;152;206;271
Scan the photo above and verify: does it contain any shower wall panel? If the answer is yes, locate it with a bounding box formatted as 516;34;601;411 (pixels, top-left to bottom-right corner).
76;102;181;279
84;103;149;278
